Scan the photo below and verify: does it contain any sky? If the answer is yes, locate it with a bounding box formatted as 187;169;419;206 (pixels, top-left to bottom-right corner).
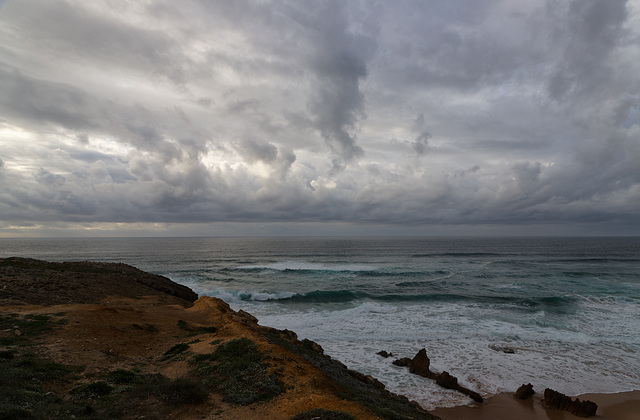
0;0;639;237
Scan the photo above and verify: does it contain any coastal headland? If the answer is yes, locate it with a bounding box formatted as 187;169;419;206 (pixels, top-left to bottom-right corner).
1;257;638;419
0;257;437;419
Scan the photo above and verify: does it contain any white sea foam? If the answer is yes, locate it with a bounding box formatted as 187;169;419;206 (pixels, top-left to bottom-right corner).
232;299;640;410
236;261;376;272
204;289;297;302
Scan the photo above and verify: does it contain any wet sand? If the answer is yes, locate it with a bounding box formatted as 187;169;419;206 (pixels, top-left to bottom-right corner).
431;390;640;420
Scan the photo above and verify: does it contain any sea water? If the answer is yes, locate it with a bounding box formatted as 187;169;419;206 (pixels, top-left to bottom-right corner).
1;237;639;409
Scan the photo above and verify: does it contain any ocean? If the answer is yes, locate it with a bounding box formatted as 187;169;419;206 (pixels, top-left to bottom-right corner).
1;236;639;409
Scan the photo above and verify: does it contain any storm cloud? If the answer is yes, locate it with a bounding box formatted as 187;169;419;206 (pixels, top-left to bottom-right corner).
0;0;639;236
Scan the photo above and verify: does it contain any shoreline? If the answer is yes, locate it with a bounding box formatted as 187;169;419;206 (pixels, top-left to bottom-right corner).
431;390;640;419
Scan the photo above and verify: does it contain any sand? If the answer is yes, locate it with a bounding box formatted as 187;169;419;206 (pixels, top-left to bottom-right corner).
431;390;640;420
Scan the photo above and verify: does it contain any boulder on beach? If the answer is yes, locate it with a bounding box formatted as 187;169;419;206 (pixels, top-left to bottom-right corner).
514;383;535;400
542;388;598;417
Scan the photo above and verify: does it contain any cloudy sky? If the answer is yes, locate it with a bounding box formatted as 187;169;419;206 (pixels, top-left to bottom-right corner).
1;0;639;237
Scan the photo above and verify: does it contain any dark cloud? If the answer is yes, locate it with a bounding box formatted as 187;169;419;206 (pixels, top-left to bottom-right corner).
547;0;629;101
234;139;278;163
301;0;377;166
411;113;431;156
0;0;638;235
412;132;431;156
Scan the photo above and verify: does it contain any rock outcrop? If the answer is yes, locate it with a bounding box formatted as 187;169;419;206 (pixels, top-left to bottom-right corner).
542;388;598;417
394;348;483;403
489;344;515;354
392;357;412;367
0;257;198;306
435;371;483;403
409;348;436;379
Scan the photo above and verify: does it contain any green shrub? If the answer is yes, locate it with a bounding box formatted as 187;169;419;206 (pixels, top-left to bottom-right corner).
193;338;284;404
176;320;191;331
0;350;15;359
164;343;190;356
132;374;208;406
0;354;82;418
107;369;138;384
71;381;113;398
0;407;36;420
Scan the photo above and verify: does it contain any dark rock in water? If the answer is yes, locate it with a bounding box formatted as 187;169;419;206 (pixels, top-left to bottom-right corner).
392;357;412;367
436;371;484;403
409;348;436;379
542;388;597;417
435;371;458;389
489;344;516;354
393;348;484;404
377;350;393;358
463;389;484;403
514;383;535;400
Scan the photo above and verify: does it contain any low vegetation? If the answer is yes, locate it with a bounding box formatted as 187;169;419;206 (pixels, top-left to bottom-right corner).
191;338;284;404
0;312;285;418
290;408;356;420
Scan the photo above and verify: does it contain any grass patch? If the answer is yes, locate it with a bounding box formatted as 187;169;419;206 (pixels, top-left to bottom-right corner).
71;381;113;399
107;369;139;384
291;408;355;420
0;314;55;344
131;323;158;333
0;350;15;359
133;375;209;406
161;343;190;360
0;353;84;419
164;343;189;356
198;326;218;333
176;320;217;336
176;320;191;331
192;338;284;404
63;372;207;417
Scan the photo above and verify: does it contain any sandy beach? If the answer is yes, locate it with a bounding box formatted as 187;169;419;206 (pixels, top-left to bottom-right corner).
432;390;640;420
